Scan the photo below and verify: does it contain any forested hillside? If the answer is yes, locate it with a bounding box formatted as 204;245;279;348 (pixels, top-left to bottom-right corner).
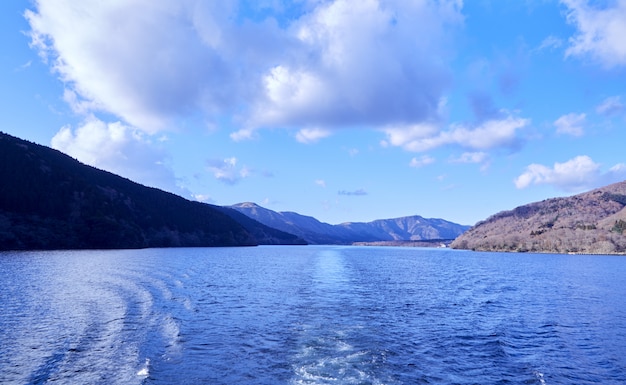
451;181;626;254
0;132;304;250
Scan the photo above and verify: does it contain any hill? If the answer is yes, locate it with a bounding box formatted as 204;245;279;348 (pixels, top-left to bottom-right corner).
230;202;470;245
0;132;305;250
450;181;626;254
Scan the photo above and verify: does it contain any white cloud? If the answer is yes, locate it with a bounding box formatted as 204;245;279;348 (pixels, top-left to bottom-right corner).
596;96;625;116
382;114;529;152
193;194;214;203
409;155;435;168
514;155;626;192
50;117;182;194
230;127;258;142
450;151;488;164
445;116;529;150
380;122;440;150
562;0;626;68
295;127;332;144
554;113;586;136
26;0;462;138
206;157;250;185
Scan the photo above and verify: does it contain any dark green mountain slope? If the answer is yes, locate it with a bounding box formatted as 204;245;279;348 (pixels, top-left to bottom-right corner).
0;132;303;250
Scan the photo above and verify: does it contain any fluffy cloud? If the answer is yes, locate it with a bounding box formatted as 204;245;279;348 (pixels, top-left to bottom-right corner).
25;0;295;133
27;0;462;138
295;128;332;144
51;117;182;194
514;155;626;192
554;113;586;136
247;0;462;133
562;0;626;68
206;157;251;185
596;96;625;116
27;1;243;132
382;114;529;152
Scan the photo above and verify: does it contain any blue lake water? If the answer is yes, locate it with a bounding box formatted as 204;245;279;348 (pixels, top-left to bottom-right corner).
1;245;625;384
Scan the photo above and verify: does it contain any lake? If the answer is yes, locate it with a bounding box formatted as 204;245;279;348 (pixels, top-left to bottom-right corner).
1;245;625;384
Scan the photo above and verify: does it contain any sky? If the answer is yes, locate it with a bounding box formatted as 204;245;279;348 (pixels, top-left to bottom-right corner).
1;0;626;226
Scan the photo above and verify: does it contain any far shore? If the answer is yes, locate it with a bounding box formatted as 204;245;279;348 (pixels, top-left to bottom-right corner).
352;239;454;248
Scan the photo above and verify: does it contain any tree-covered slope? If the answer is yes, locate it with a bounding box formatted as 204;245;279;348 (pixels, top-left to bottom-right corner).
451;181;626;254
0;131;302;250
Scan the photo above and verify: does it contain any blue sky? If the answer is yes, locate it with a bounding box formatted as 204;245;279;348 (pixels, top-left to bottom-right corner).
2;0;626;226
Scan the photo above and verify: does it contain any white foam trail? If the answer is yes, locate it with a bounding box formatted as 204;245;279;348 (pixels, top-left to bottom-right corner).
136;358;150;378
535;371;547;385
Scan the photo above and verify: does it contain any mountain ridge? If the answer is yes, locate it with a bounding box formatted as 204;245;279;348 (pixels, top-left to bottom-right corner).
230;202;470;245
451;180;626;254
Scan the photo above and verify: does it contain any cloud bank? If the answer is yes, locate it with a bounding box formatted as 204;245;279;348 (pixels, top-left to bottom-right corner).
27;0;463;138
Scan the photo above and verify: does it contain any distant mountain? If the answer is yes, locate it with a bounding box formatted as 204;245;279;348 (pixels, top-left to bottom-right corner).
0;132;305;250
451;181;626;254
341;216;470;241
230;202;470;244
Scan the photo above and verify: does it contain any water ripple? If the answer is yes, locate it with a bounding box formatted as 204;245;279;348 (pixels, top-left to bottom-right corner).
1;247;626;384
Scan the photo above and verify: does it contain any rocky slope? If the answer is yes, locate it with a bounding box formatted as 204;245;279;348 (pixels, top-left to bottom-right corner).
451;181;626;254
230;202;470;244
